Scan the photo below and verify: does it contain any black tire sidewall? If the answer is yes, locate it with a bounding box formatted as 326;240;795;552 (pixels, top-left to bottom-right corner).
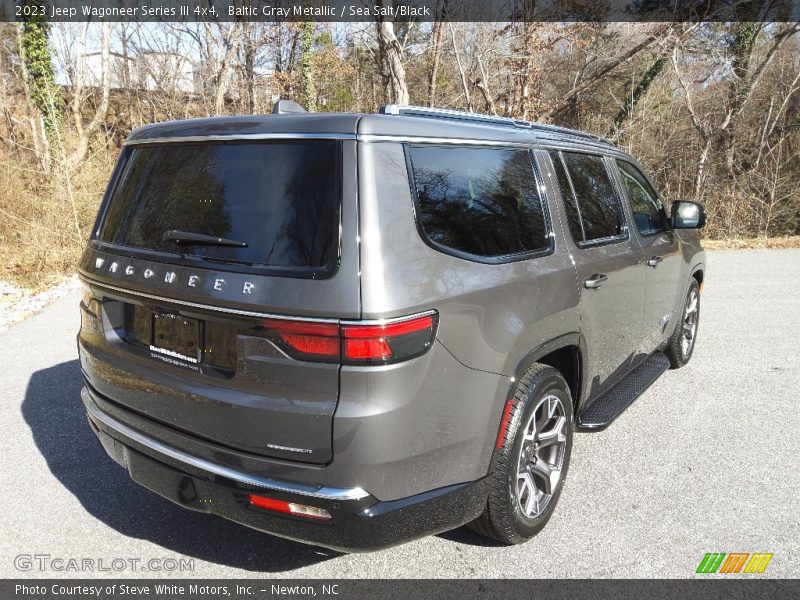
669;279;700;367
504;370;573;539
681;282;700;362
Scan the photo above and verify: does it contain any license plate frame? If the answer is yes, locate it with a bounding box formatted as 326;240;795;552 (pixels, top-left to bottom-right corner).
152;313;201;363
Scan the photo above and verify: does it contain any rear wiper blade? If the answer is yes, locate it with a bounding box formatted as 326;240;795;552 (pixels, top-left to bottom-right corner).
195;255;255;267
162;230;248;248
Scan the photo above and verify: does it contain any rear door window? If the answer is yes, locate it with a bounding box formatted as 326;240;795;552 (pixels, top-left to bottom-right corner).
97;141;341;277
407;146;550;261
551;151;626;245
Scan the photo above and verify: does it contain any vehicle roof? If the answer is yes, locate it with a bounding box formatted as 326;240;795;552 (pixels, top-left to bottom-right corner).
124;110;626;157
125;113;363;142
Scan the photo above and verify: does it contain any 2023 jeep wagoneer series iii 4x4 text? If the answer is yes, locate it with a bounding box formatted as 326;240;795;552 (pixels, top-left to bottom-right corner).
78;102;706;551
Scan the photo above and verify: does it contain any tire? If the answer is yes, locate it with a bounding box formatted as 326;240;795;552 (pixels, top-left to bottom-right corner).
667;279;700;369
469;363;573;545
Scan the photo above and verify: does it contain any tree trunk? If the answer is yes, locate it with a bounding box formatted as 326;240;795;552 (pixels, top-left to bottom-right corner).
214;23;243;115
449;23;473;111
608;55;666;138
15;25;46;169
375;13;409;105
69;22;111;167
543;33;658;120
19;12;62;168
427;1;446;106
475;55;498;115
299;20;316;111
243;22;256;114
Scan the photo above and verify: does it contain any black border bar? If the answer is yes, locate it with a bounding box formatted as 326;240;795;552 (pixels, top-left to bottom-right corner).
3;0;800;22
4;579;800;600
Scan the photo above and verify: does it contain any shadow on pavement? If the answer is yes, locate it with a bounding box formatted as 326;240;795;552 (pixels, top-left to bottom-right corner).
435;527;506;548
21;359;339;572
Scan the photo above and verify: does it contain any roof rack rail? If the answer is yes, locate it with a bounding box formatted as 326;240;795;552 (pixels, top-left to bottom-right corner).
378;104;614;146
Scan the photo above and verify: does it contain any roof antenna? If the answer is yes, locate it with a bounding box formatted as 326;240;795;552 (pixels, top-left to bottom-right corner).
272;99;307;115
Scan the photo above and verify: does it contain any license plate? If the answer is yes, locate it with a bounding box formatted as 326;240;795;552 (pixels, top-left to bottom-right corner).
152;313;200;363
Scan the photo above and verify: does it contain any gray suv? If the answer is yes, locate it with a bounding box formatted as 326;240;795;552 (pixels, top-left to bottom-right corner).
78;102;706;551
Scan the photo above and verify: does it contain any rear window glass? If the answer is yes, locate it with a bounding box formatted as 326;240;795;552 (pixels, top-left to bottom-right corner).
97;141;341;275
407;146;549;260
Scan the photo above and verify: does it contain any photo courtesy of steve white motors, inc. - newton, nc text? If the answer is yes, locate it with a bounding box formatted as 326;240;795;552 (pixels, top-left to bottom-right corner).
0;0;799;599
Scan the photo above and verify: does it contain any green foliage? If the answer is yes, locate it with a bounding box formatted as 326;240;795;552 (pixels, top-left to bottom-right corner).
312;29;354;111
19;6;62;146
299;20;316;112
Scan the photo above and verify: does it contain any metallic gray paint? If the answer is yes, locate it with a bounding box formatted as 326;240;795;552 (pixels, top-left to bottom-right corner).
83;389;369;501
79;110;706;508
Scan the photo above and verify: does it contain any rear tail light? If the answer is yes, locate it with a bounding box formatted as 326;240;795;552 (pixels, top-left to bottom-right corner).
260;310;438;365
342;313;437;364
261;319;340;360
248;494;332;520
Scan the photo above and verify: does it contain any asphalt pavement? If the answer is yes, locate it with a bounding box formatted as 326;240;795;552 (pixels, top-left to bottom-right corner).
1;249;798;578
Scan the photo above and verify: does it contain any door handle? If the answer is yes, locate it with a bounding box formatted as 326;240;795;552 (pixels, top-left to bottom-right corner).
647;256;663;267
584;274;608;289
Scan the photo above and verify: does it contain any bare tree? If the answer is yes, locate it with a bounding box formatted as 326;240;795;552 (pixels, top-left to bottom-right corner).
542;24;662;121
375;6;409;105
68;21;111;167
427;1;446;106
672;23;800;199
449;23;473;111
211;22;244;115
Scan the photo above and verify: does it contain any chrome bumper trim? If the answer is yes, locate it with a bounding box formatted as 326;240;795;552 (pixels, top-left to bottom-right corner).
83;390;369;501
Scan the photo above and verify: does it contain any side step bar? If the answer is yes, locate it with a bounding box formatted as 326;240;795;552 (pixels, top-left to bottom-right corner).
577;351;670;431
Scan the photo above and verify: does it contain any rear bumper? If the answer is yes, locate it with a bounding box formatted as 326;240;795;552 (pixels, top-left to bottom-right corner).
81;386;488;552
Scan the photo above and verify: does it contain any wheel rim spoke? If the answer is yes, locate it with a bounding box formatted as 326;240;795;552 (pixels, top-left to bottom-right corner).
536;416;566;448
680;291;699;357
514;394;567;518
531;459;560;495
525;486;540;516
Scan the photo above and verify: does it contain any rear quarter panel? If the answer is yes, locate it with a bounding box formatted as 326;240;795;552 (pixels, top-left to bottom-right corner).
352;141;581;491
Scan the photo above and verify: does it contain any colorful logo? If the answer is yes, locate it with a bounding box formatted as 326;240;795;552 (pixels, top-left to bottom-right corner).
696;553;773;574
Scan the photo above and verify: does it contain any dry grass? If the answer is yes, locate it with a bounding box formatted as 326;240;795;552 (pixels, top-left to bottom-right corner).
0;152;114;292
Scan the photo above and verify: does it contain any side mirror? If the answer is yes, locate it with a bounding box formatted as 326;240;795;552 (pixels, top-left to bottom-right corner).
671;200;707;229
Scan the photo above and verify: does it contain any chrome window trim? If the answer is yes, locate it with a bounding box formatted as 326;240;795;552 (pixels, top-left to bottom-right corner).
85;398;370;501
358;134;533;148
124;133;357;146
79;275;340;323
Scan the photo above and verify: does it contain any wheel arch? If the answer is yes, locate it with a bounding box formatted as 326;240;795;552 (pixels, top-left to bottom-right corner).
689;260;705;289
510;333;586;416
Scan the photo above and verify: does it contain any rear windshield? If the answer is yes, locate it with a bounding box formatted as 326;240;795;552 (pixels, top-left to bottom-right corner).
97;141;341;276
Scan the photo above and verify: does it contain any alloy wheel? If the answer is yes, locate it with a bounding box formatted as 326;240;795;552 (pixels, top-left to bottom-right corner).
682;289;699;358
514;394;568;519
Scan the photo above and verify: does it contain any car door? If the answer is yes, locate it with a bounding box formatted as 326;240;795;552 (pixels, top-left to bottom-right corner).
543;150;646;400
612;159;682;357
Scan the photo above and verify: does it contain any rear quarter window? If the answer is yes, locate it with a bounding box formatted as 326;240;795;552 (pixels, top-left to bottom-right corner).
96;141;341;277
407;145;550;261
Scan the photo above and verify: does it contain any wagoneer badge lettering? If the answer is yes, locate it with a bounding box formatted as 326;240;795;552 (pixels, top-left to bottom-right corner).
92;256;256;295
